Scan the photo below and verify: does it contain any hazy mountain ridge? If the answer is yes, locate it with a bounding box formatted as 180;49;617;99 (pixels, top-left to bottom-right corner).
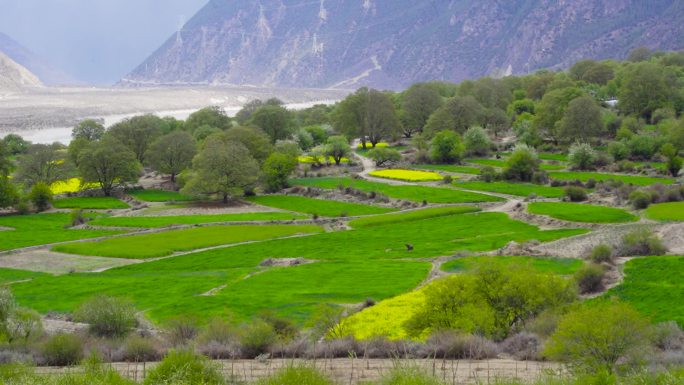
0;50;43;93
124;0;684;90
0;32;77;86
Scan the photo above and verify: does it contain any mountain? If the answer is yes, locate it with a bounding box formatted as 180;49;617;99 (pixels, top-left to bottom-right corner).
0;32;77;86
122;0;684;90
0;50;43;92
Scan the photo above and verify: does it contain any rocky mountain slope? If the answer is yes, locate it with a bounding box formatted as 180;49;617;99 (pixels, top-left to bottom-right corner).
123;0;684;90
0;50;43;93
0;32;76;86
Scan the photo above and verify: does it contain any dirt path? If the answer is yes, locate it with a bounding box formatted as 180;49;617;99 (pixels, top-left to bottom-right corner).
0;249;142;274
36;358;563;384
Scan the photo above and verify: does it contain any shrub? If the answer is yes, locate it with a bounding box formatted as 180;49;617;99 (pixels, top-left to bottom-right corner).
608;142;630;161
166;316;199;346
425;331;499;359
479;166;497;182
240;320;277;358
501;332;541;360
564;186;587;202
568;143;597;170
590;244;614;264
504;144;540;182
463;126;491;156
257;365;335;385
619;229;667;256
617;160;636;173
28;182;53;212
73;295;137;338
429;130;464;163
144;350;225;385
41;333;83;366
574;264;605;294
368;148;401;167
70;209;87;227
121;335;161;362
6;308;43;345
377;366;444;385
262;152;297;193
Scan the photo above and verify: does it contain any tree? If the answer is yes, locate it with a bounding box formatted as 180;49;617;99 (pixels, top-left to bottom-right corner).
660;143;682;177
182;137;259;203
0;141;11;178
334;88;401;148
147;131;197;182
67;137;90;168
108;114;164;164
72;119;105;141
78;137;141;196
185;106;232;132
423;107;456;138
28;183;53;212
223;126;273;163
569;60;614;85
401;83;443;137
14;143;69;187
627;46;652;62
544;302;653;373
441;96;484;134
325;136;351;166
235;98;283;125
619;62;673;121
249;105;295;143
482;108;510;138
556;96;605;143
430;130;464;163
262;152;297;193
367;148;401;167
464;127;491;156
568;142;597;170
2;134;29;155
0;177;19;209
534;87;584;137
504;144;540;182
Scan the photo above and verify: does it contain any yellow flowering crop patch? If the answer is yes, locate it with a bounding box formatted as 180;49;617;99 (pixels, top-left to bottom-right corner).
297;156;349;164
369;169;444;182
50;178;98;195
357;142;389;149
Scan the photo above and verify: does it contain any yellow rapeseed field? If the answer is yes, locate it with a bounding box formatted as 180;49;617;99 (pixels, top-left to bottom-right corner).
357;142;389;149
50;178;98;195
368;169;444;182
297;156;349;164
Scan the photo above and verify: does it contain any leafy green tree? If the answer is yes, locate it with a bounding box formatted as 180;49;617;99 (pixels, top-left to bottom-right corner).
513;116;542;147
569;60;614;85
303;125;329;146
274;140;302;159
182;137;259;203
192;125;222;142
147;131;197;182
430;130;464;163
619;62;673;120
262;152;297;193
443;96;484;134
660;143;682;177
368;147;401;167
627;46;652;62
464;127;492;156
0;177;19;209
508;99;535;116
325;136;351;166
401;83;443;137
470;78;512;110
185;106;232;132
249;105;295;143
2;134;29;155
223;126;273;163
423;107;456;137
14;143;69;187
108;115;164;164
627;133;664;160
556;96;605;143
0;141;11;178
534;87;584;138
544;302;653;373
568;142;597;170
504;144;540;182
483;108;510;138
78;137;141;196
28;182;53;212
67;137;90;168
293;128;314;150
72;119;105;141
334;88;401;148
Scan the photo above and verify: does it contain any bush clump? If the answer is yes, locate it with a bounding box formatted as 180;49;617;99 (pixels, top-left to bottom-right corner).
144;350;225;385
73;295;137;338
574;264;606;294
257;365;335;385
590;244;614;264
121;335;161;362
619;229;667;257
568;142;597;170
40;333;83;366
564;186;587;202
239;320;277;358
28;182;53;212
629;190;652;209
377;366;444;385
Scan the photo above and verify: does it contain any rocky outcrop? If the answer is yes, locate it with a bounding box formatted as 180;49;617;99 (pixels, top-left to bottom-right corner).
0;50;42;92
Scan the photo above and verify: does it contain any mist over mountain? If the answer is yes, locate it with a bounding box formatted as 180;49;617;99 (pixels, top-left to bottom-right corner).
0;32;76;86
123;0;684;90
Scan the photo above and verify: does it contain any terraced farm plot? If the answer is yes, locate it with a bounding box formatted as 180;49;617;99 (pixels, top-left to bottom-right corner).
368;169;444;182
455;181;566;198
53;196;129;210
413;164;480;175
0;213;124;251
644;202;684;221
0;268;48;284
128;189;196;202
349;206;480;228
52;224;323;259
548;171;673;186
13;210;586;323
246;195;395;217
441;256;583;275
466;158;565;171
528;202;638;223
291;177;504;203
608;256;684;327
89;212;308;228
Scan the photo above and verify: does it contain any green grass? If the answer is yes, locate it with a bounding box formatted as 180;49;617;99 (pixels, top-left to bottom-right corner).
607;256;684;327
442;256;583;275
538;153;569;162
466;158;507;168
349;206;481;228
644;202;684;221
246;195;395;217
52;224;323;259
549;171;673;186
13;211;586;323
528;202;639;223
413;164;481;175
455;181;566;198
128;189;196;202
291;177;504;203
52;197;129;210
88;212;308;228
0;268;49;284
0;213;123;251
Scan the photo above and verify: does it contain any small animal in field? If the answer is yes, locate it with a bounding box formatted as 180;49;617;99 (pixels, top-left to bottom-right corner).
405;244;414;251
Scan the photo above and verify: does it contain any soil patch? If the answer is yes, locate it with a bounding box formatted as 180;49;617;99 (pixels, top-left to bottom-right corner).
0;249;142;274
260;257;314;267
